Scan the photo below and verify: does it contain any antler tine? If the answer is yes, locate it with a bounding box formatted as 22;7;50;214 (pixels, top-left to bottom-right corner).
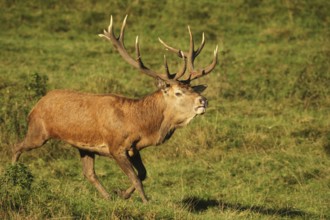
119;14;128;41
187;25;195;71
135;36;144;68
163;55;175;79
207;45;219;73
174;51;187;80
195;32;205;57
107;15;112;34
189;45;218;81
158;38;185;58
163;51;187;80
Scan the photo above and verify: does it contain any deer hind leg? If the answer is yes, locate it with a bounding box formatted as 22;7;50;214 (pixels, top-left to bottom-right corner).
79;150;110;200
119;150;147;199
113;150;148;203
12;118;49;163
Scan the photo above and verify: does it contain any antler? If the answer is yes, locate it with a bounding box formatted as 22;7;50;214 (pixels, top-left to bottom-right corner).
159;26;218;84
99;15;186;84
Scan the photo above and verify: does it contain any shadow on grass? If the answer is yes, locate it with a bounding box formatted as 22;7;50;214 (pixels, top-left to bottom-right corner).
182;196;316;218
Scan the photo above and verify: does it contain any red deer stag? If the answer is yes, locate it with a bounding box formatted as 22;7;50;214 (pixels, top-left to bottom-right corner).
12;15;218;203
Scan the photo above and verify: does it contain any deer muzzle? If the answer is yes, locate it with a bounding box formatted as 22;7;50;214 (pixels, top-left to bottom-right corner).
194;96;208;115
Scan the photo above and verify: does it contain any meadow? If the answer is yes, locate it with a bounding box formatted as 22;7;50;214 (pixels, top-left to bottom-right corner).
0;0;329;219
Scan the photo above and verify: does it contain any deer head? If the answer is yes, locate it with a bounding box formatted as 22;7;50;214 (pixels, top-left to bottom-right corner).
99;15;218;123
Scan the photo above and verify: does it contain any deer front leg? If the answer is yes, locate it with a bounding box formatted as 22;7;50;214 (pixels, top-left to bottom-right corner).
112;150;148;203
79;150;110;200
119;150;147;199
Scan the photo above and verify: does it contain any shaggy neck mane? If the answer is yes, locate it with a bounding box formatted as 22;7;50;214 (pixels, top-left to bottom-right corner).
133;90;175;146
135;90;166;119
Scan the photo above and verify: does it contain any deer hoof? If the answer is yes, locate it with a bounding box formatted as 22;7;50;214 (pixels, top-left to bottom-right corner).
114;189;131;200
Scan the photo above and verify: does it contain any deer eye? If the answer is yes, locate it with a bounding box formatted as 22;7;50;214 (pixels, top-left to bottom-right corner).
175;92;183;97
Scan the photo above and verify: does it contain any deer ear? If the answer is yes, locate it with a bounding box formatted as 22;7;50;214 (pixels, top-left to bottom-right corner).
192;84;207;93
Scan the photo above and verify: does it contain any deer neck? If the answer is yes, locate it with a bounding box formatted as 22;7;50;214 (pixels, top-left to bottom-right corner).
134;90;178;147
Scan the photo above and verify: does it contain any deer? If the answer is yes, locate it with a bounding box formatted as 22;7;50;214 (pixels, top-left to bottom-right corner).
12;15;218;203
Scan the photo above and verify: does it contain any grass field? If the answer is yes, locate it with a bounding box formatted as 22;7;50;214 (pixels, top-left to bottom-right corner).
0;0;329;219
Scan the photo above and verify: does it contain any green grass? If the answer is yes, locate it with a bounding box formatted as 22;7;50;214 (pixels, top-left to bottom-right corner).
0;0;329;219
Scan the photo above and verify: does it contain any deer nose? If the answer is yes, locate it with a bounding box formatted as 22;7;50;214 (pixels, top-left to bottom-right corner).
199;97;208;107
